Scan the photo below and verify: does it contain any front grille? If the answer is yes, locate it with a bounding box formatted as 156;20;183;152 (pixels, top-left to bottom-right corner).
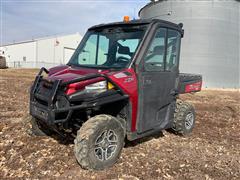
35;97;48;106
37;80;53;97
43;80;53;88
34;79;54;106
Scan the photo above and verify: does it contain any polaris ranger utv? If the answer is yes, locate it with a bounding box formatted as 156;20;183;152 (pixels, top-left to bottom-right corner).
29;18;202;170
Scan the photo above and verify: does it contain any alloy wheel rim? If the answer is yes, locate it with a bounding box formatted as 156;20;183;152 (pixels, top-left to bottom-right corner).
94;130;118;161
185;112;194;130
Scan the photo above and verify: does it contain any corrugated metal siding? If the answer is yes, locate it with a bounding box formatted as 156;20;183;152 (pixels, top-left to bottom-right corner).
139;0;240;88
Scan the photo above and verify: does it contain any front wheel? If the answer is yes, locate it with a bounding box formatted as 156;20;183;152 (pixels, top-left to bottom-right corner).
74;114;125;170
26;115;52;136
172;100;196;135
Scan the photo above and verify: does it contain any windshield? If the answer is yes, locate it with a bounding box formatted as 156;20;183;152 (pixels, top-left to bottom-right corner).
68;25;147;69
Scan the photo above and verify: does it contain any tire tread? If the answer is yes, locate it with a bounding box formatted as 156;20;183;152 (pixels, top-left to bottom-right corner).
74;114;124;170
172;100;195;135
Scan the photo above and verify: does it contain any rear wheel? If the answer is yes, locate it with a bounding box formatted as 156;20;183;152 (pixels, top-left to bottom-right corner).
172;100;196;135
74;114;125;170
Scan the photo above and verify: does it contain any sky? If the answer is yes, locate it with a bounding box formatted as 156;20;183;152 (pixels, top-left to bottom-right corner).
0;0;149;45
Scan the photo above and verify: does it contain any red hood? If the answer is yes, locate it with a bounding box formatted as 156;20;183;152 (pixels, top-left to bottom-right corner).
47;65;111;82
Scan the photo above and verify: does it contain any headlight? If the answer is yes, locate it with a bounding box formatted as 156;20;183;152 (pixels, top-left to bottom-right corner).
85;81;107;93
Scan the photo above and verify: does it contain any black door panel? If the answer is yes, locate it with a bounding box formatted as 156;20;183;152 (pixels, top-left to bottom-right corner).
136;26;181;133
137;72;176;133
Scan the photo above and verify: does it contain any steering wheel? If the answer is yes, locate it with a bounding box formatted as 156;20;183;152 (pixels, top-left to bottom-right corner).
116;56;130;62
146;61;163;67
111;56;130;67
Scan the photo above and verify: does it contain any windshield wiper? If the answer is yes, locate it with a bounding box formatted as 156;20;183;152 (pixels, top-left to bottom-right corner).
67;63;123;70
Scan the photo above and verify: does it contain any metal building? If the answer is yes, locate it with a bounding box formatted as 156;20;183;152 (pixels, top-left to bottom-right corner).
0;33;82;69
139;0;240;88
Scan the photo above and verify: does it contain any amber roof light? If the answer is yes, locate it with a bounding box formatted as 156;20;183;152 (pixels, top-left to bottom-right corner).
123;16;130;22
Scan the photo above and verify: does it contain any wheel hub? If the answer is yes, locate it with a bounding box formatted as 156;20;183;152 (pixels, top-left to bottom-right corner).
101;139;110;149
94;130;118;161
185;112;194;130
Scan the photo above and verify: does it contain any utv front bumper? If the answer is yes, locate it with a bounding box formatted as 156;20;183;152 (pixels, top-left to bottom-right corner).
30;100;73;125
29;68;69;125
29;67;128;126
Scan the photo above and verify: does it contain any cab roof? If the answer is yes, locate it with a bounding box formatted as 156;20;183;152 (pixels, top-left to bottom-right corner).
88;19;183;34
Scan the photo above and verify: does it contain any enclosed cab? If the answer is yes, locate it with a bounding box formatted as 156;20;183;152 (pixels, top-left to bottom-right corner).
29;19;202;170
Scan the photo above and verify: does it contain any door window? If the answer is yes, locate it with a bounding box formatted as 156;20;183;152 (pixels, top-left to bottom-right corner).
166;30;181;71
144;28;166;71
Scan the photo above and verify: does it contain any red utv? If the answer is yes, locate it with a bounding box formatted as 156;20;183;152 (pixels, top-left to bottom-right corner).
29;19;202;170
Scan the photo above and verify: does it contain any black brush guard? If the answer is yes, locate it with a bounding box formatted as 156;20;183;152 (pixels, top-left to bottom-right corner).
30;67;128;125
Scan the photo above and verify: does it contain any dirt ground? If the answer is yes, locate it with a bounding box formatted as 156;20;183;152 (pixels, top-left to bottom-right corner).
0;68;239;180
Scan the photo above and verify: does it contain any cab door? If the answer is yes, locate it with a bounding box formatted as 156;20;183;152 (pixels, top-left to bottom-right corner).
137;27;181;133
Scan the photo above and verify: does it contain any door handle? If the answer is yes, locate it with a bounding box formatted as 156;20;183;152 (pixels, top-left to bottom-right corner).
144;79;152;85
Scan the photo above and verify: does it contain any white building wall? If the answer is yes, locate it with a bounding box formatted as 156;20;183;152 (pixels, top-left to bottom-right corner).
2;41;36;68
1;33;82;68
55;33;81;64
36;38;54;65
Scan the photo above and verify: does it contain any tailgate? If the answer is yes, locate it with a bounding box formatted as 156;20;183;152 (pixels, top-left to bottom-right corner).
178;73;202;94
